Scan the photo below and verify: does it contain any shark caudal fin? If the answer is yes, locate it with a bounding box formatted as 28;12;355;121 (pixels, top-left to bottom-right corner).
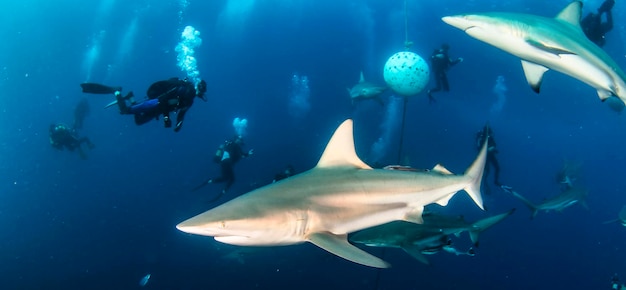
468;209;515;246
463;137;488;210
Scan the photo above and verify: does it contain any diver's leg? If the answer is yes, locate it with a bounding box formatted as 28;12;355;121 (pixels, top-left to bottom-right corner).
490;155;501;186
442;74;450;92
222;160;235;193
128;99;160;125
116;92;131;114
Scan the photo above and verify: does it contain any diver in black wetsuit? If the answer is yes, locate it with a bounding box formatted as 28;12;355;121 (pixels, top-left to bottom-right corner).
81;77;207;132
475;124;501;194
50;98;95;159
49;123;95;159
427;43;463;103
194;135;254;201
581;0;615;47
612;274;626;290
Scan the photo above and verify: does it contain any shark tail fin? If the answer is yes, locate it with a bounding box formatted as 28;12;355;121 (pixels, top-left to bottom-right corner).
468;209;516;246
463;136;489;210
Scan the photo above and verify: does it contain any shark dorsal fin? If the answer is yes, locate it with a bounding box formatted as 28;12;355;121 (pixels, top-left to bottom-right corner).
555;1;582;29
432;164;453;175
316;119;372;169
359;71;365;83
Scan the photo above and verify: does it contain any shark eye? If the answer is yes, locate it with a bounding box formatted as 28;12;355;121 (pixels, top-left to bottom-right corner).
220;221;226;228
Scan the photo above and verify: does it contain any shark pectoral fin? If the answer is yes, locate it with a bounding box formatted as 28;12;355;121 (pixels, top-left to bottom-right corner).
307;232;390;268
598;90;614;101
403;207;424;224
401;244;430;265
554;1;582;29
469;209;515;246
525;39;575;56
521;60;548;93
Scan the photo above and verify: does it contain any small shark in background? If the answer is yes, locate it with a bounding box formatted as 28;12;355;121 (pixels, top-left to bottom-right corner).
442;1;626;105
502;185;588;219
177;119;487;268
349;209;514;264
602;205;626;226
347;71;387;105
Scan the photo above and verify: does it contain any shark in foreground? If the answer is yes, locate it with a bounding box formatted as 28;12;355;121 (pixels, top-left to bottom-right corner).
349;209;514;264
347;71;387;105
442;1;626;105
177;119;487;268
502;185;587;219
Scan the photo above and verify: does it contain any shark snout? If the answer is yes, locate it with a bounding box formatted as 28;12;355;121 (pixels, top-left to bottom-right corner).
441;15;474;31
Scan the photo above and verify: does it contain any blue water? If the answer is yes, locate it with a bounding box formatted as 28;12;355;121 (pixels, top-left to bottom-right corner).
1;0;626;289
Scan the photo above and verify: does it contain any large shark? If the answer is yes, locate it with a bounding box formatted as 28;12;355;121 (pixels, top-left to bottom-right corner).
502;185;587;219
177;119;487;268
347;71;387;105
349;209;514;264
442;1;626;105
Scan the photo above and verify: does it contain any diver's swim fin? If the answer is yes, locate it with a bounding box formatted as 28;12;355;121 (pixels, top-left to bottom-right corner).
191;179;212;192
80;83;122;95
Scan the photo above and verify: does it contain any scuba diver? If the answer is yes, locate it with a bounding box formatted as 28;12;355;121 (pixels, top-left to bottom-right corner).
581;0;615;47
80;77;207;132
49;123;95;159
612;274;626;290
475;124;501;194
193;135;254;201
427;43;463;103
50;98;95;159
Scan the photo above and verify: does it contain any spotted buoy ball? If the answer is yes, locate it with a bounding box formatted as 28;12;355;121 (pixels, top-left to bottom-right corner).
383;51;429;97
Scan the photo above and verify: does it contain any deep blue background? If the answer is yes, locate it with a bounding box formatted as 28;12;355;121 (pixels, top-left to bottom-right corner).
1;0;626;289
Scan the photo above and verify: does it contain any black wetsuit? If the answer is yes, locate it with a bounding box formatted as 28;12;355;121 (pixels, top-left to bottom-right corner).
581;0;614;47
49;124;94;158
476;127;501;191
428;48;462;101
211;140;250;193
118;78;197;131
